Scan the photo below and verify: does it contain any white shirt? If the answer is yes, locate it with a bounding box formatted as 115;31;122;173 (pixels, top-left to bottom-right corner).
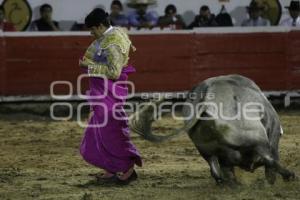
280;17;300;27
241;17;270;27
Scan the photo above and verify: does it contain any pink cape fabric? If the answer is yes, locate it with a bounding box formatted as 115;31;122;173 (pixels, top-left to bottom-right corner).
80;65;142;173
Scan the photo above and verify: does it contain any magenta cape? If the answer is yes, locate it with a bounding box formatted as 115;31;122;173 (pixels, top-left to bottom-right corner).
80;65;142;173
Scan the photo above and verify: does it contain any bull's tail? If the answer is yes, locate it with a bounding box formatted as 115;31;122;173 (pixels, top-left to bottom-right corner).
129;98;205;143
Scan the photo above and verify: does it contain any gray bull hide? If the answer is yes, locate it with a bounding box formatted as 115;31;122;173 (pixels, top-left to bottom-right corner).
129;75;295;185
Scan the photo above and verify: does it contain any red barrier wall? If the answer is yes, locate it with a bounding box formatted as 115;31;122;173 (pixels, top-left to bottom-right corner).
288;31;300;89
4;36;92;95
0;31;299;96
190;33;288;90
0;36;5;95
130;34;193;92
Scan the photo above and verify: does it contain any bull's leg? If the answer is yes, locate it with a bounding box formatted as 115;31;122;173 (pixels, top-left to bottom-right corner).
208;159;239;187
269;159;295;181
216;147;242;186
265;167;277;184
200;147;241;186
265;135;280;184
256;146;295;182
220;166;240;187
208;156;224;184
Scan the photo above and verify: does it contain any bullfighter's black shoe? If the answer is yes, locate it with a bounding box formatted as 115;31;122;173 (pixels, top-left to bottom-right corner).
96;174;118;183
115;170;138;185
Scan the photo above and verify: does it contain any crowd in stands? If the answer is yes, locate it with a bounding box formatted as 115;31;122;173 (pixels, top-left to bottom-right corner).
0;0;300;32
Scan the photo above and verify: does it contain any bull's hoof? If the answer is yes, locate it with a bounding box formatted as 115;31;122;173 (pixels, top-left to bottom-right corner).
266;177;276;185
265;169;277;185
216;179;241;189
282;172;296;182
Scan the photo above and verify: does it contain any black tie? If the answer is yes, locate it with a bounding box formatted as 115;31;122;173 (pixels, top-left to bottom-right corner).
292;18;297;27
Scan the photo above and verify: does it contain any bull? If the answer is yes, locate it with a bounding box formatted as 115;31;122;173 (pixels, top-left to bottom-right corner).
129;75;296;185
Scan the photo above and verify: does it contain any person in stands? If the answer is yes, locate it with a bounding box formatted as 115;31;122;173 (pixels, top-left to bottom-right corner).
127;0;158;29
280;0;300;27
158;4;186;29
30;4;60;31
241;0;270;27
188;5;218;28
110;0;129;27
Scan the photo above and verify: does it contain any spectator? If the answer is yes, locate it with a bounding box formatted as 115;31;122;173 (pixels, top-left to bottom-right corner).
241;0;270;27
158;4;186;29
127;0;158;29
0;5;16;31
188;5;218;29
110;0;129;27
30;4;60;31
215;5;234;27
280;0;300;27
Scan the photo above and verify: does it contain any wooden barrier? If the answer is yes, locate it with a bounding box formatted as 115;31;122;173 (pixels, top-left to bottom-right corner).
0;29;299;96
0;36;4;95
130;34;193;92
191;32;288;90
288;31;300;90
4;36;91;95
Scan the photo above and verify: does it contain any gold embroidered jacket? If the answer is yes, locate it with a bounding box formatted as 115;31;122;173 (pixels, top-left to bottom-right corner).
82;27;134;80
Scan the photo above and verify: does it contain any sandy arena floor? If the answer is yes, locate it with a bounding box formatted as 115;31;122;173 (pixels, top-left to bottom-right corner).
0;111;299;200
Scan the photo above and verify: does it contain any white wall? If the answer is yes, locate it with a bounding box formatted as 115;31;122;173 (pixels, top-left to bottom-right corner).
0;0;292;27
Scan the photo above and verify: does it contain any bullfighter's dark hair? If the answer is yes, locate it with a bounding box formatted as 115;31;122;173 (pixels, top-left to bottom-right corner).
85;8;111;28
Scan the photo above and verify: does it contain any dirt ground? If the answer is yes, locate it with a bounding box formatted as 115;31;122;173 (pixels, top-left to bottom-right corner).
0;111;299;200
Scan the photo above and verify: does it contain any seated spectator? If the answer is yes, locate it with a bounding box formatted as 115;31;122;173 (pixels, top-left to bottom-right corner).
127;0;158;29
110;0;129;27
188;5;218;29
0;5;16;31
280;0;300;27
158;4;186;29
241;0;270;27
30;4;60;31
215;5;234;27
